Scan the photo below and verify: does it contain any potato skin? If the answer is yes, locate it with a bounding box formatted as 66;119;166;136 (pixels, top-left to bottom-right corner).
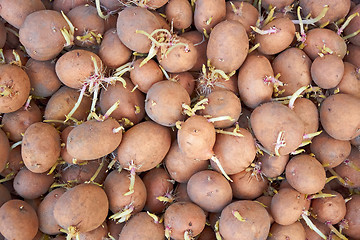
250;102;305;155
53;183;109;233
311;54;344;89
219;200;270;240
0;129;10;173
165;0;193;30
230;170;269;200
130;58;164;93
22;122;61;173
0;200;39;240
117;6;161;53
292;98;319;136
343;195;360;238
207;20;249;73
226;1;258;33
0;64;31;113
268;222;306;240
285;154;326;195
337;62;360;98
67;118;122;161
320;93;360;140
311;190;346;224
194;0;226;33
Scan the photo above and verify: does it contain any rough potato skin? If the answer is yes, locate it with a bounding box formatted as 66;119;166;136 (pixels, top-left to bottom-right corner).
207;20;249;73
22;122;61;173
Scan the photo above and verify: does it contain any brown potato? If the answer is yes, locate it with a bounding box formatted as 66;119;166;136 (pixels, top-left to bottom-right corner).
320;93;360;140
337;62;360;98
130;58;164;93
52;0;90;13
0;184;11;207
226;1;258;33
181;30;208;72
165;0;193;30
272;47;312;97
67;118;122;161
251;102;305;155
255;18;295;55
342;195;360;238
22;122;61;173
334;146;360;188
0;129;10;173
292;98;319;136
311;54;345;89
285;154;326;194
268;222;306;240
0;64;31;113
344;43;360;68
78;222;108;240
258;153;289;178
187;170;233;212
169;72;195;96
230;170;269;200
194;0;226;33
0;146;23;178
0;199;39;240
219;200;271;240
311;190;346;224
207;20;249;73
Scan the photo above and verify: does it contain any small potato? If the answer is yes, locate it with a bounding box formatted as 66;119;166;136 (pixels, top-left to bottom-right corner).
255;18;295;55
230;170;269;200
165;0;193;30
344;43;360;68
262;0;294;10
219;200;271;240
226;1;258;33
0;200;39;240
169;72;195;96
334;146;360;188
52;0;89;13
342;195;360;238
268;222;306;240
194;0;226;34
207;20;249;73
285;154;326;195
0;64;31;113
258;153;289;178
145;80;190;127
304;28;347;60
187;170;233;213
337;62;360;98
320;93;360;140
311;54;344;89
272;47;312;97
292;98;319;136
181;30;208;71
130;58;164;93
311;190;346;224
67;118;122;161
22;122;61;173
117;6;161;53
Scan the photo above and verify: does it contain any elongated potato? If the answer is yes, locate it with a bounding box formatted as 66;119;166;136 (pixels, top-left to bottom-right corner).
207;20;249;73
67;118;122;160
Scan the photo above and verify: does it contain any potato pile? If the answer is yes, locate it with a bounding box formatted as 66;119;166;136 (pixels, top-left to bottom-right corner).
0;0;360;239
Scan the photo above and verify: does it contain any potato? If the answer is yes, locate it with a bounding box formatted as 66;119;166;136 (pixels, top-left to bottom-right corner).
268;222;306;240
300;0;351;25
198;226;216;240
0;129;10;174
19;10;71;61
174;183;192;202
67;5;105;47
117;121;171;172
303;28;347;60
0;0;45;29
251;102;305;156
334;146;360;188
164;141;209;183
67;118;122;160
272;47;312;96
142;167;173;214
22;122;61;173
0;22;6;49
262;0;294;10
292;98;319;136
300;216;330;240
78;222;108;240
157;36;198;73
255;18;295;55
200;90;241;128
164;201;206;240
53;183;109;235
219;200;271;240
99;78;145;125
0;146;23;178
344;43;360;68
52;0;90;13
1;101;42;142
99;28;132;69
230;170;269;200
207;20;249;73
311;54;345;89
104;170;146;218
25;58;62;98
271;187;307;225
44;86;92;123
255;196;274;224
337;62;360;98
165;0;193;30
311;190;346;224
194;0;226;34
169;72;195;96
0;200;39;240
117;6;161;53
310;131;351;168
55;49;103;89
320;93;360;140
119;212;164;240
181;30;208;72
258;153;289;178
145;80;190;127
342;195;360;238
177;115;216;160
226;1;258;33
237;55;274;109
187;170;233;212
211;127;256;175
130;58;164;93
13;168;54;199
107;220;125;240
37;187;66;235
0;64;31;113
